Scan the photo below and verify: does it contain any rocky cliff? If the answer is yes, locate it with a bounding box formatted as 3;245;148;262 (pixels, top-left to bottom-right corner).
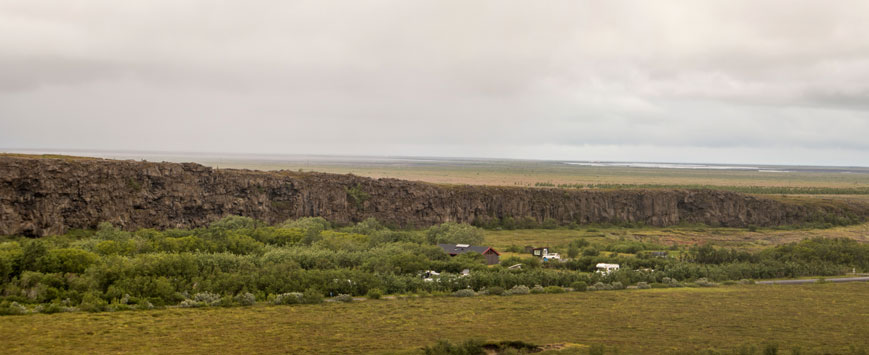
0;156;865;236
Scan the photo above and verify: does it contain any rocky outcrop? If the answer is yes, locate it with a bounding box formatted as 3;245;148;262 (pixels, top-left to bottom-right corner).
0;156;865;236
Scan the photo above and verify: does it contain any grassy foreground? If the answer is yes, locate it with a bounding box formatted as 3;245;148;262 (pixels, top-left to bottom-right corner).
1;283;866;354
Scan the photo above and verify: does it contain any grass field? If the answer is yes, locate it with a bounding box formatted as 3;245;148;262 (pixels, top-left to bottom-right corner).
0;283;866;354
482;223;869;251
189;158;869;190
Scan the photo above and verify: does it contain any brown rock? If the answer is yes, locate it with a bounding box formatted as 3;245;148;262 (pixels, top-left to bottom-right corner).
0;156;865;236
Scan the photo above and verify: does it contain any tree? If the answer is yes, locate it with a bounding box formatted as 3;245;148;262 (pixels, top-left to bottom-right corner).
425;223;484;245
567;245;580;259
281;217;331;245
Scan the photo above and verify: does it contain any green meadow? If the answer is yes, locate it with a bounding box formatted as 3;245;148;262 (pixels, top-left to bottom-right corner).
1;283;866;354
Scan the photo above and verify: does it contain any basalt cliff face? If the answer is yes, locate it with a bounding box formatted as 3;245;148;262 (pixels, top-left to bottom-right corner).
0;156;863;236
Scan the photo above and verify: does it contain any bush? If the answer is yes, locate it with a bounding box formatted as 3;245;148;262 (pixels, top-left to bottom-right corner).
662;277;683;288
695;278;718;287
504;285;530;295
193;292;222;306
179;299;200;308
301;289;324;304
79;292;108;313
739;279;756;285
426;223;484;245
650;283;668;289
2;302;29;315
453;289;476;297
571;281;588;292
334;294;353;303
588;344;606;355
611;282;625;290
588;282;612;291
38;303;66;314
423;339;486;355
485;286;505;296
366;288;383;300
273;292;303;305
530;285;545;294
234;292;256;306
636;282;651;289
544;286;565;294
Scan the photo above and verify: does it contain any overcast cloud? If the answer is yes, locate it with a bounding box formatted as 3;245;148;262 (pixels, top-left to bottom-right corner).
1;1;869;166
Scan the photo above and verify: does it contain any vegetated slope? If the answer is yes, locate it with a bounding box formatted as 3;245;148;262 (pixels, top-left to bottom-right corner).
0;156;865;237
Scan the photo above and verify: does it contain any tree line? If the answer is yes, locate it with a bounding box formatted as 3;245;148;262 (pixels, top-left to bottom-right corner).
0;216;865;314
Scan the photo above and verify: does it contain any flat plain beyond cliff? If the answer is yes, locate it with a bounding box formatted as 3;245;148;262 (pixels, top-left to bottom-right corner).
1;155;866;237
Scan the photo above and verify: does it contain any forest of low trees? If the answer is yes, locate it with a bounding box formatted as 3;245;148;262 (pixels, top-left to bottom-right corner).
0;216;865;315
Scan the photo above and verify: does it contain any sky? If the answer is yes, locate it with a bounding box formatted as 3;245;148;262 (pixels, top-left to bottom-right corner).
1;1;869;166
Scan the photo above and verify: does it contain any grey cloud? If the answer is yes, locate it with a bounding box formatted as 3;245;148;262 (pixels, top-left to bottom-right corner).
1;1;868;166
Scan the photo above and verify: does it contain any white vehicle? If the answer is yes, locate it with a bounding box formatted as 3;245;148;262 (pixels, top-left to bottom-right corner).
595;263;620;274
532;247;561;261
542;252;561;261
421;270;440;282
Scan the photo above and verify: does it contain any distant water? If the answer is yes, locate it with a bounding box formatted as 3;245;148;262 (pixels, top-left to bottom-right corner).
564;162;791;172
5;149;869;174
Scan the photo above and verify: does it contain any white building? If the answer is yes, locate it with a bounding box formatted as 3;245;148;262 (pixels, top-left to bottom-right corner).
595;263;620;274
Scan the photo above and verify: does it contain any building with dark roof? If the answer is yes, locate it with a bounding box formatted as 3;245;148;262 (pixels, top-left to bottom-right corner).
437;244;501;265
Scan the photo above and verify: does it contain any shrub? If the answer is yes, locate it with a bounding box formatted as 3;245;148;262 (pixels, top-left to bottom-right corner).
192;292;222;306
763;342;779;355
588;344;606;355
453;289;476;297
739;279;756;285
544;286;565;294
426;223;485;245
530;285;545;294
650;283;668;289
504;285;530;295
234;292;256;306
366;288;383;300
483;286;504;296
334;294;354;303
582;248;600;257
79;292;108;313
423;339;486;355
39;303;69;314
567;245;580;259
179;299;200;308
571;281;588;292
611;282;625;290
301;288;324;304
695;278;718;287
273;292;303;305
663;277;683;288
636;282;651;289
4;302;29;315
588;282;612;291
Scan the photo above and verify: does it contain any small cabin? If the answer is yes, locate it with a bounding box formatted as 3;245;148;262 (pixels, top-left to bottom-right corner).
438;244;501;265
595;263;620;274
531;247;550;257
